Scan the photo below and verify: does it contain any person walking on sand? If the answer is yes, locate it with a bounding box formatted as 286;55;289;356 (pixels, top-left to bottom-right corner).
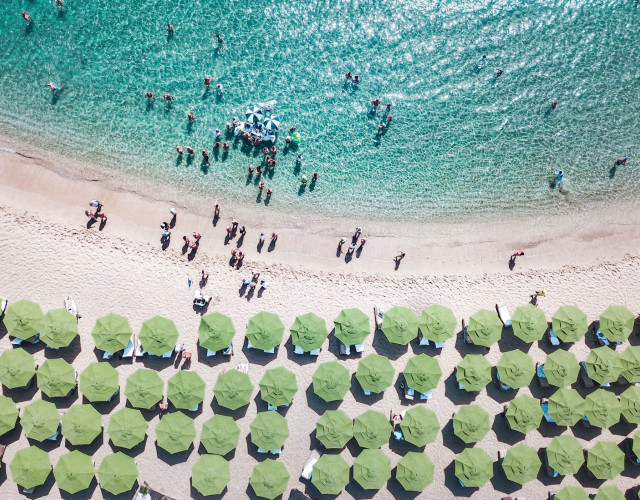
359;238;366;249
347;243;356;255
271;232;278;242
509;251;524;270
354;227;362;238
394;252;405;263
259;232;265;244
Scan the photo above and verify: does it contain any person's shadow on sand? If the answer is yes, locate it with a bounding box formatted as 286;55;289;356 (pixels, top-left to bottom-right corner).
161;235;170;250
336;244;343;258
257;240;264;253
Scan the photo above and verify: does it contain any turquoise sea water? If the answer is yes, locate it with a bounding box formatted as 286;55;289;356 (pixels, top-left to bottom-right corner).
0;0;639;220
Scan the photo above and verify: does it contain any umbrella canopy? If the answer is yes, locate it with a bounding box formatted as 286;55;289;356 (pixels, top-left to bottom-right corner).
10;446;51;489
584;389;621;428
200;415;240;455
634;430;640;458
418;304;456;343
91;313;132;352
198;312;235;352
192;455;230;496
400;406;439;446
548;388;585;426
546;435;584;475
53;450;95;494
259;367;298;407
403;354;442;393
599;305;635;342
80;362;119;402
156;412;196;454
167;370;205;410
0;347;35;388
511;304;548;342
355;354;394;394
290;312;328;351
453;404;490;444
544;349;580;387
455;448;493;487
380;306;419;345
353;449;391;490
316;410;353;449
213;369;253;410
311;454;350;495
246;311;284;351
466;309;503;346
621;385;640;424
38;308;78;348
334;308;370;346
3;299;43;339
245;106;264;123
125;368;164;409
620;346;640;383
61;404;102;445
107;408;147;449
456;354;492;392
249;459;289;499
496;349;535;388
556;487;590;500
250;411;289;450
263;115;280;131
22;399;60;441
0;395;19;435
312;361;350;402
551;305;587;342
502;444;541;484
138;316;179;356
37;358;76;397
505;394;543;434
587;441;624;480
396;452;434;492
585;346;622;385
97;452;138;495
353;410;392;449
594;486;625;500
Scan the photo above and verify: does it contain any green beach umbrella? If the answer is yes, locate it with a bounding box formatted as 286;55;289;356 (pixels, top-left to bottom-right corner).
396;452;434;492
97;452;138;495
594;486;625;500
334;308;370;346
400;406;439;446
138;315;179;356
621;385;640;423
599;305;635;342
634;430;640;458
456;354;492;392
584;389;620;428
250;411;289;451
505;394;543;434
311;454;350;495
511;304;548;342
192;455;230;496
125;368;164;409
37;358;76;398
22;399;60;441
403;354;442;393
0;347;35;388
213;369;253;410
546;435;584;475
290;312;328;351
156;411;196;454
79;362;119;402
453;404;490;444
454;448;493;487
551;305;587;343
0;395;18;435
353;410;392;449
556;487;590;500
547;388;585;426
259;367;298;407
316;409;353;449
502;444;541;484
53;451;95;494
91;313;132;352
585;346;622;385
355;353;394;394
3;299;43;339
496;349;535;389
198;312;235;352
61;404;102;445
621;346;640;383
353;449;391;490
167;370;205;410
107;408;147;449
466;309;503;346
544;349;579;387
418;304;457;343
249;459;289;499
311;361;350;402
38;308;78;348
587;441;624;480
381;306;419;345
200;415;240;455
10;446;51;489
246;311;285;351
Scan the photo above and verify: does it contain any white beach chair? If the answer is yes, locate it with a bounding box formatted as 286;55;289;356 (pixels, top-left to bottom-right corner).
497;304;512;327
257;448;268;454
237;362;249;374
207;349;217;357
309;348;321;356
548;329;561;346
161;349;174;358
354;343;365;353
269;448;282;455
134;340;147;357
247;339;254;349
102;352;114;360
301;450;321;480
11;337;24;346
122;338;135;358
420;390;433;400
294;345;305;355
0;298;7;316
222;344;233;356
418;333;430;346
263;347;275;354
374;306;385;330
188;404;199;412
339;342;351;355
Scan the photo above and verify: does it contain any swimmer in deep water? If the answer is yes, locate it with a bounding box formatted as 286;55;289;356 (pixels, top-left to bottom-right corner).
55;0;64;7
22;12;31;22
144;91;154;99
166;23;174;35
616;156;629;166
551;100;558;109
215;129;221;139
46;82;59;92
216;83;223;95
270;146;277;156
214;33;224;45
222;142;229;150
345;72;353;80
163;93;174;101
204;76;211;87
187;112;195;122
213;141;220;149
296;155;303;165
496;68;503;77
371;99;381;108
301;175;308;184
256;165;262;175
312;171;318;181
354;75;360;84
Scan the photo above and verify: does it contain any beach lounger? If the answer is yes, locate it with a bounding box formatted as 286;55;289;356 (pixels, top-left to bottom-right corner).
310;348;321;356
300;450;321;480
363;390;372;396
134;340;146;357
434;341;445;349
10;337;24;346
206;349;217;357
404;387;414;400
420;390;433;400
247;339;254;349
596;328;621;347
47;428;61;441
579;362;595;387
294;345;305;355
263;347;276;354
496;372;511;391
107;389;120;402
122;338;135;358
497;304;512;327
223;344;233;356
339;342;351;355
354;343;365;353
541;401;555;423
103;351;114;360
161;350;174;358
498;449;507;461
267;402;290;411
419;333;429;346
462;319;473;344
187;403;199;412
46;345;60;350
548;329;561;346
536;363;551;388
582;415;591;427
374;306;385;330
237;362;249;374
257;448;268;454
393;430;404;441
625;439;640;466
22;487;35;494
269;448;281;455
458;479;466;487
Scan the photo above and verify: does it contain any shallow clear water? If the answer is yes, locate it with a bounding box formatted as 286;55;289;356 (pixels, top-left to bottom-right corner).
1;0;639;220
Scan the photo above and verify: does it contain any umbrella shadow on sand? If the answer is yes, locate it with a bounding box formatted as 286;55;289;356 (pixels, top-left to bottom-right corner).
440;420;466;455
304;384;341;416
387;478;421;500
108;434;148;458
285;337;319;366
243;434;284;463
64;432;105;456
196;343;231;368
252;392;292;417
209;396;249;420
101;481;140;500
491;414;525;446
60;478;98;500
443;460;473;498
241;339;278;366
155;442;193;466
16;471;55;499
489;461;520;495
190;482;227;500
343;473;383;500
443;372;479;406
485;369;518;405
371;329;407;361
3;379;39;403
349;374;384;405
43;336;82;364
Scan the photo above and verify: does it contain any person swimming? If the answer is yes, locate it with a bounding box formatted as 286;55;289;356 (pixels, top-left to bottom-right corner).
496;68;503;77
345;72;353;80
270;146;277;155
166;23;174;34
266;188;272;197
262;147;270;156
371;99;381;107
248;164;255;174
187;112;195;122
214;33;224;45
144;91;154;99
201;150;209;163
186;146;194;154
163;93;173;101
204;76;211;87
285;136;292;144
301;175;308;184
216;83;223;95
554;169;564;181
312;171;318;181
354;75;360;84
213;141;220;149
551;100;558;109
258;181;265;190
222;142;229;150
22;12;31;22
256;165;263;175
176;145;183;154
215;129;221;138
616;156;629;166
46;82;59;92
55;0;64;7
